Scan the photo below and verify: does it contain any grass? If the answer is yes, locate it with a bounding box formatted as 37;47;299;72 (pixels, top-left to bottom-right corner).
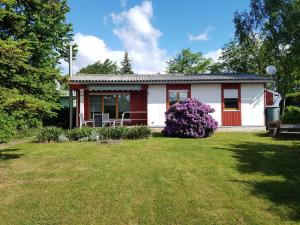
0;132;300;225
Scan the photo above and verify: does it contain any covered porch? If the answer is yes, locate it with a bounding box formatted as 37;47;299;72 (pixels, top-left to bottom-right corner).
70;84;148;127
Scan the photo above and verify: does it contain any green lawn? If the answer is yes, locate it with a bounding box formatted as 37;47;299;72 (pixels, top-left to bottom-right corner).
1;132;300;225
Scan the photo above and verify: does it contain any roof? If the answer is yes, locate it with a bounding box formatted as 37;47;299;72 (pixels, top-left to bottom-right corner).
69;73;272;84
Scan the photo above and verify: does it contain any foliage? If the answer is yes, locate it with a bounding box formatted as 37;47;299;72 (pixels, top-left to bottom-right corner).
166;48;212;74
0;87;56;129
219;39;269;74
123;126;152;140
37;126;64;143
65;127;93;141
37;126;152;142
119;51;134;74
163;98;218;138
78;59;118;74
285;92;300;107
281;106;300;124
0;0;74;127
0;111;17;143
232;0;300;103
43;106;76;129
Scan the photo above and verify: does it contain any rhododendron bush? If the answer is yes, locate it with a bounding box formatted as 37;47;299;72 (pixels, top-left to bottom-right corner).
163;98;218;138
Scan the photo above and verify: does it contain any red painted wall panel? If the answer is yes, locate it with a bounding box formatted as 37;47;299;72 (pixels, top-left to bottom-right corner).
76;90;80;127
221;84;241;126
84;90;89;121
130;90;147;125
265;90;273;106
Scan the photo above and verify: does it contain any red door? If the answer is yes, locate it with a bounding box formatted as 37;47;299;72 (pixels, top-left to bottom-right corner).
221;84;241;126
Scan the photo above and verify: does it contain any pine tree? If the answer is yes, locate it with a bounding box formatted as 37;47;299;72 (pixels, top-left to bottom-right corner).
119;51;134;74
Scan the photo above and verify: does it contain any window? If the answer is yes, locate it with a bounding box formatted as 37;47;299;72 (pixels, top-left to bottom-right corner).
89;94;130;119
89;95;102;119
104;95;116;118
168;90;188;106
224;89;239;110
118;94;130;119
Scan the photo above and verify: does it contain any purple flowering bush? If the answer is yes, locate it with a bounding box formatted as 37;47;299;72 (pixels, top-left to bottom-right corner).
163;98;218;138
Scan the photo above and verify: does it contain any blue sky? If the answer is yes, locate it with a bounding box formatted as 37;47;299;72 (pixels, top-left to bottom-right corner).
65;0;250;73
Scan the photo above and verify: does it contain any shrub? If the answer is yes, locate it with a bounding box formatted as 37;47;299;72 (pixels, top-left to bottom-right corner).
285;92;300;107
163;98;218;138
281;106;300;124
65;127;93;141
36;126;151;143
94;126;151;140
0;111;17;143
125;126;152;139
37;126;64;143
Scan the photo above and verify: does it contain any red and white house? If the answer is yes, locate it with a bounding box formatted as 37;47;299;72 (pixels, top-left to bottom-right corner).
69;73;272;128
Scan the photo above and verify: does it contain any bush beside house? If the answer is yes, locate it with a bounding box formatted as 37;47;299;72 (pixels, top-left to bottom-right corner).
0;112;17;143
37;126;152;143
163;98;218;138
281;106;300;124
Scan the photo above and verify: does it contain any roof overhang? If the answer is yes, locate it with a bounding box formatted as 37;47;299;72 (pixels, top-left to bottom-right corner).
69;73;273;86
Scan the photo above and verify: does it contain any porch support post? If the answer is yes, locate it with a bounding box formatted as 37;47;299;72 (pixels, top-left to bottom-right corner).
79;89;85;127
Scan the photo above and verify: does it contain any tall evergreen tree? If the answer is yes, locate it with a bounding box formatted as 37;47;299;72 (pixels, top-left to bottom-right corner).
0;0;75;128
119;51;134;74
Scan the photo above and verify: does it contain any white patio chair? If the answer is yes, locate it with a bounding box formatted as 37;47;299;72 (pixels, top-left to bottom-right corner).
93;113;115;128
79;113;94;127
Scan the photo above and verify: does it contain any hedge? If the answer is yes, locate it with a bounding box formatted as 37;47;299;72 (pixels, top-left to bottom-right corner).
281;106;300;124
37;126;152;143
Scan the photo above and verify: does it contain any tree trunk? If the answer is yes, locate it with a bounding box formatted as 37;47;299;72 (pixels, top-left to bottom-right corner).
281;96;286;116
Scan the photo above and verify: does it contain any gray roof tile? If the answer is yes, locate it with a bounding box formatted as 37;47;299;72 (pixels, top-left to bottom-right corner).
69;73;272;84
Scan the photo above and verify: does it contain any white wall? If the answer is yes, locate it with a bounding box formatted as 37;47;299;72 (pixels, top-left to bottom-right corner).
147;85;166;127
241;83;265;126
191;84;222;126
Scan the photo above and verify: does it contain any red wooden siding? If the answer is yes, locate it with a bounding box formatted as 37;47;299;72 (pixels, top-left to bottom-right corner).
130;90;147;125
76;90;80;127
221;84;241;126
166;84;191;108
265;90;273;106
69;84;87;90
84;90;89;120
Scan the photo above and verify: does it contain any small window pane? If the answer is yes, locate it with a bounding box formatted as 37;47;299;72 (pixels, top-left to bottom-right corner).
179;92;188;103
224;89;238;98
89;95;102;119
169;92;177;106
118;94;130;119
104;95;116;118
224;98;238;110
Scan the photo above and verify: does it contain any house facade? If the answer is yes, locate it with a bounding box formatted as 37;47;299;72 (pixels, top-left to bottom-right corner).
69;73;272;128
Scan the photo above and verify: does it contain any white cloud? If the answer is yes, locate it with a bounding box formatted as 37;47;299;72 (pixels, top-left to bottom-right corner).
60;1;167;74
110;1;167;74
189;26;215;42
60;33;124;74
204;49;223;62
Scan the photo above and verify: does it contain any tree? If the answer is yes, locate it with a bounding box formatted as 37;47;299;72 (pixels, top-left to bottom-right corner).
119;51;134;74
219;39;269;74
166;48;212;74
232;0;300;111
0;0;74;127
78;59;119;74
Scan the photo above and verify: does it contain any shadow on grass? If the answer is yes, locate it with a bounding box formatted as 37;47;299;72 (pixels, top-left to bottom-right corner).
256;132;300;140
0;148;22;161
225;140;300;221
